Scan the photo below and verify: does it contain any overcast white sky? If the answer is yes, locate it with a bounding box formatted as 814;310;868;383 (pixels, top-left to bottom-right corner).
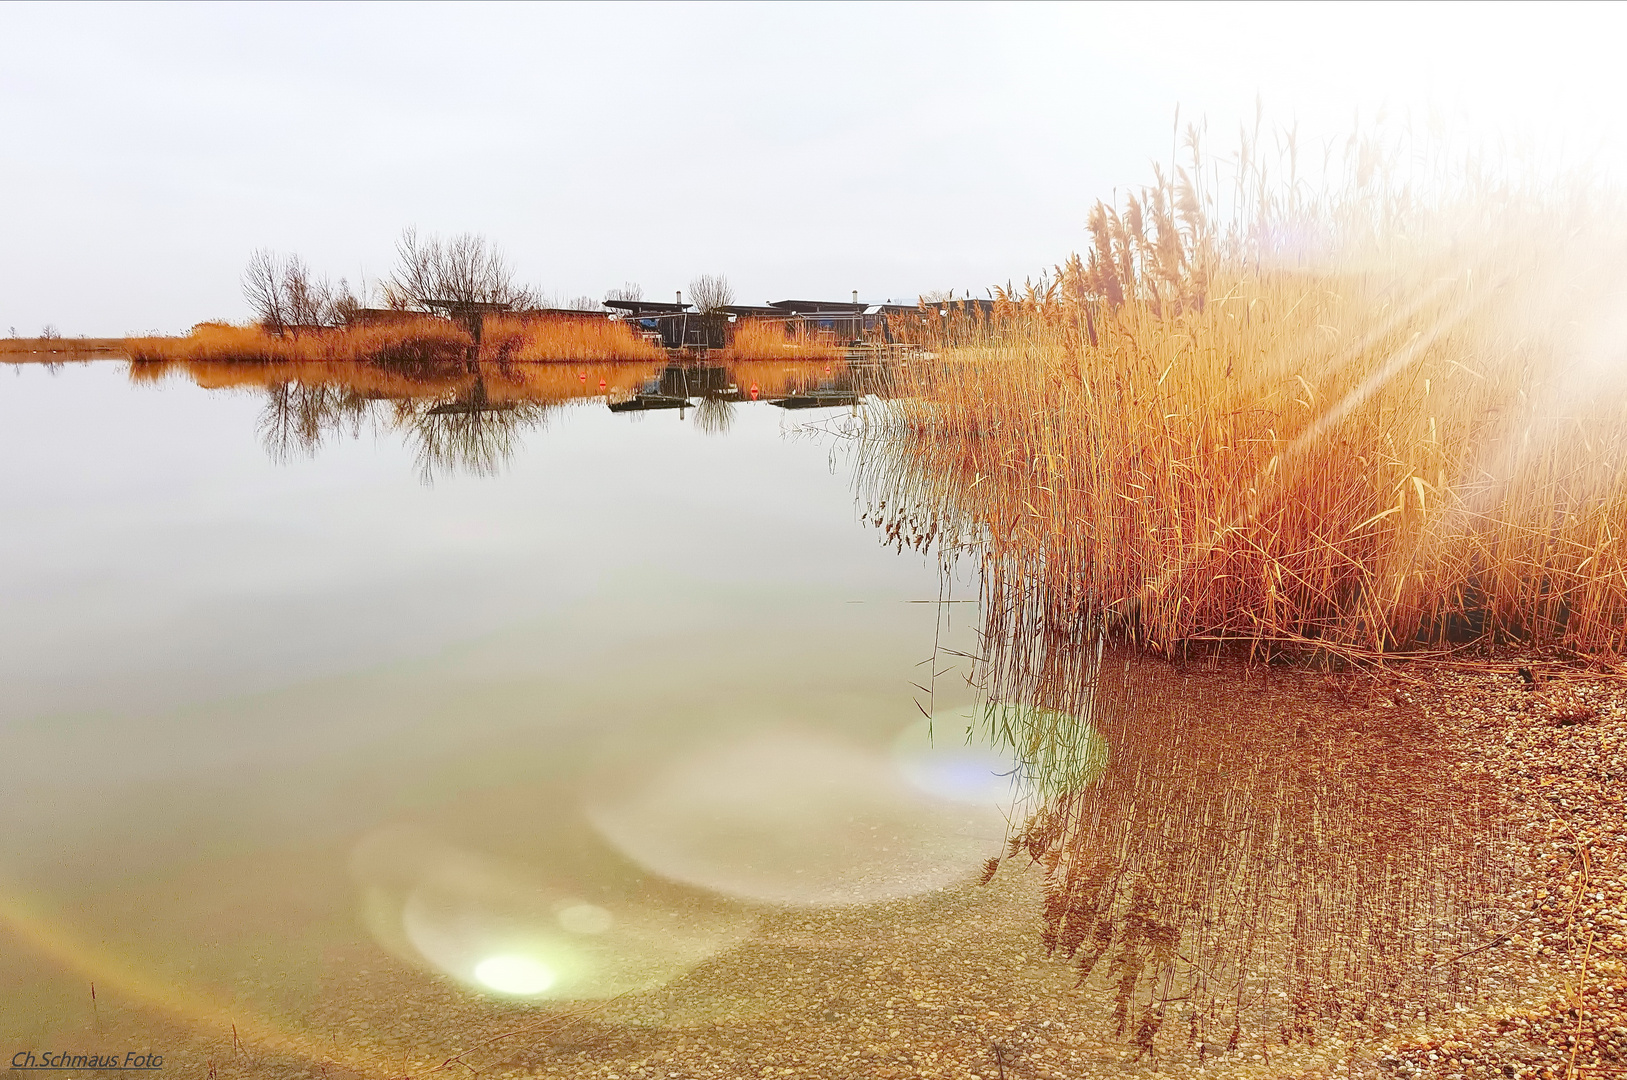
2;1;1624;337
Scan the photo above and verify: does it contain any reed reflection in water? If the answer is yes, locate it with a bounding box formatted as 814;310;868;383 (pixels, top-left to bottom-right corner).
857;403;1519;1063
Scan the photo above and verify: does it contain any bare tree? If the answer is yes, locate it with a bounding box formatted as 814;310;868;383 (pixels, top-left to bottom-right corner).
243;249;290;335
330;278;363;325
604;282;644;303
919;288;957;304
566;295;601;311
243;249;344;334
389;228;530;309
282;255;334;331
390;228;437;307
687;273;734;314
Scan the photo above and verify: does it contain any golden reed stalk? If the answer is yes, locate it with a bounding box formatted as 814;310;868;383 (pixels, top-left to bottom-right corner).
870;134;1627;658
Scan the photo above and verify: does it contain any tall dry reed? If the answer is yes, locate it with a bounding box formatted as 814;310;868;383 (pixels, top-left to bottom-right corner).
866;134;1627;660
482;314;666;363
724;317;846;360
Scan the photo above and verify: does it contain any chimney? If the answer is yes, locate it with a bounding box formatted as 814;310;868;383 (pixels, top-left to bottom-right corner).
852;290;858;304
676;290;682;306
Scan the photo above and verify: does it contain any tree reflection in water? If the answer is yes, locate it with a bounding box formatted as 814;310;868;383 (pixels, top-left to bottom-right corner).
254;372;552;482
402;377;554;483
136;355;897;482
691;394;735;437
257;380;375;465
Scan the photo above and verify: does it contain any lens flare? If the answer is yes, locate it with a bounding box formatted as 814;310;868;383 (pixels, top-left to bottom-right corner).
472;954;555;995
350;827;753;1000
890;714;1021;804
585;726;1011;907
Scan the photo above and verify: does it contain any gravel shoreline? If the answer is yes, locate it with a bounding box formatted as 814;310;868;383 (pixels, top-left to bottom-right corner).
1376;664;1627;1080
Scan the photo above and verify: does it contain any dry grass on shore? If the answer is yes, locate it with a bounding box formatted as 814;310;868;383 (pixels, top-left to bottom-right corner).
1;336;121;357
481;314;666;363
125;320;471;365
723;318;846;361
124;315;664;367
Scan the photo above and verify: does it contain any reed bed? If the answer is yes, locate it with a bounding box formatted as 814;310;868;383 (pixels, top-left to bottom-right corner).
724;317;846;360
864;149;1627;660
482;314;666;363
125;314;664;367
0;337;119;356
852;130;1625;1060
124;319;472;366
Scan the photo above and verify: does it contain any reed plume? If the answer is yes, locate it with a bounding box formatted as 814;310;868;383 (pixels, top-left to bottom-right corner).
868;127;1627;658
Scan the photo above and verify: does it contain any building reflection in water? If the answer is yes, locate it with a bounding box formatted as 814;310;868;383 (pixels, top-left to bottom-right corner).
132;356;898;481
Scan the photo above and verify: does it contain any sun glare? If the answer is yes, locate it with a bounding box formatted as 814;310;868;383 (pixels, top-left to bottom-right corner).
471;954;555;996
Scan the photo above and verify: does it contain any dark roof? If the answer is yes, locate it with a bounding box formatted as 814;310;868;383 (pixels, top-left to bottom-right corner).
768;300;867;314
510;307;611;319
718;305;789;318
345;308;425;324
771;391;862;409
608;396;689;413
418;299;515;313
603;299;691;314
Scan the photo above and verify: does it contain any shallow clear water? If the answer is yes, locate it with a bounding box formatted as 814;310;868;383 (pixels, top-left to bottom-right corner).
1;359;1036;1070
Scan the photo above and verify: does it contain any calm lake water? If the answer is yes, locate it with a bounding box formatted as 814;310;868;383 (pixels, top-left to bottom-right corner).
1;357;1526;1079
2;357;1059;1076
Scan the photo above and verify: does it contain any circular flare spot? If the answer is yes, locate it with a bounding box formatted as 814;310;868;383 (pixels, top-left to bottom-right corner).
473;954;555;995
586;727;1010;907
891;715;1020;804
